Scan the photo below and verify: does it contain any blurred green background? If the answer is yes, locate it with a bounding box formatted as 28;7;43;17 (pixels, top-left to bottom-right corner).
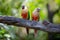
0;0;60;40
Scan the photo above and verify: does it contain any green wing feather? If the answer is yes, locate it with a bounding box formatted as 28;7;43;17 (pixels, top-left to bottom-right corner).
38;15;40;21
27;11;30;20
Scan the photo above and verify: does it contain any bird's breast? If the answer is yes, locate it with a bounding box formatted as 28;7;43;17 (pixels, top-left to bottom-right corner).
21;12;28;19
32;14;39;21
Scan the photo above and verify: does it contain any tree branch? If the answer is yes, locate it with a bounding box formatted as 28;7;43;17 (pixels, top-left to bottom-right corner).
0;16;60;33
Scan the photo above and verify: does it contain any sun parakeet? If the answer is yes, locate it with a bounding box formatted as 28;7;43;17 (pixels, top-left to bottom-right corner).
21;5;30;35
32;8;40;37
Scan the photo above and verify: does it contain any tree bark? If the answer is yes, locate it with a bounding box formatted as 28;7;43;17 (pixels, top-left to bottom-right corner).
0;16;60;33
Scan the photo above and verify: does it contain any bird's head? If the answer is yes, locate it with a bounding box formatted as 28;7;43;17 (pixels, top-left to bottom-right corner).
22;5;25;9
22;5;28;10
36;8;40;12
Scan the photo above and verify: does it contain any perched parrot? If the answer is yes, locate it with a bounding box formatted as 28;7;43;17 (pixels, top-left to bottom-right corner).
32;8;40;37
21;5;30;35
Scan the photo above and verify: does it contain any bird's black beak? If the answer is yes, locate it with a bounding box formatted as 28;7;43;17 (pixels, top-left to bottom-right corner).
22;5;25;9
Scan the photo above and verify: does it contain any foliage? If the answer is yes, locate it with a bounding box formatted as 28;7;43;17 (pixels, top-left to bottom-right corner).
0;0;24;16
0;0;24;40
